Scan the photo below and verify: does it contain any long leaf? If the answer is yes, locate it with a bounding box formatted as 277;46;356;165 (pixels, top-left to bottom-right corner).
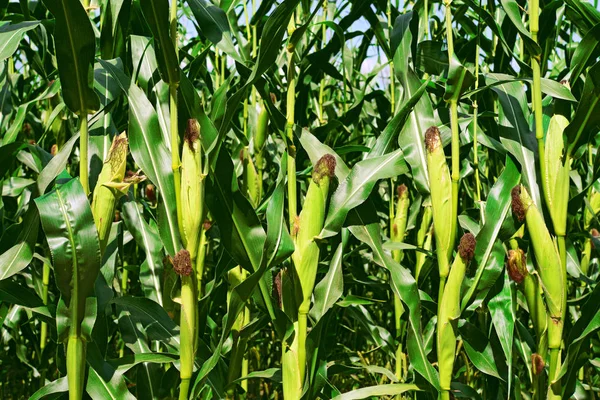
35;177;102;323
43;0;99;114
99;58;181;256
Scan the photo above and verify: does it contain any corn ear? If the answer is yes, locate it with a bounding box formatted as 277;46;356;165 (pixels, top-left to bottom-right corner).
543;115;570;236
284;155;335;400
437;233;476;391
91;132;130;252
415;204;433;282
507;242;547;344
391;184;410;262
180;119;204;259
292;154;336;308
254;100;268;154
425;126;454;278
512;185;563;349
241;147;260;207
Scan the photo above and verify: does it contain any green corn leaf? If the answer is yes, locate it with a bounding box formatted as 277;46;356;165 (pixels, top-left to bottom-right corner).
186;0;244;64
309;229;348;323
86;342;137;399
488;271;516;394
462;156;521;310
192;150;292;385
444;55;475;102
99;58;181;256
139;0;180;85
459;320;503;379
0;21;40;61
322;149;408;238
121;201;164;306
332;383;420;399
499;0;542;56
43;0;99;115
564;61;600;157
0;207;38;280
34;177;102;324
488;74;542;208
349;221;440;390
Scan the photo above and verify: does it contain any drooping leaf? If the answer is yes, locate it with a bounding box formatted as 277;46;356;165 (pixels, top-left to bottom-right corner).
34;177;102;324
139;0;180;84
43;0;100;114
0;21;40;61
99;58;181;256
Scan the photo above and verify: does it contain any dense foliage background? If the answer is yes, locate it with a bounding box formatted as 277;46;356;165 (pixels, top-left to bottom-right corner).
1;0;600;398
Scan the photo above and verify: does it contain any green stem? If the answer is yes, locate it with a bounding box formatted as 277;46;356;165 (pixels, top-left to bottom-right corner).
179;379;191;400
547;347;561;399
179;273;197;400
437;274;447;315
67;287;84;399
286;21;297;228
79;117;89;195
439;390;451;400
121;265;129;294
297;308;308;385
170;0;182;238
67;335;85;400
387;0;395;114
171;84;183;236
40;262;50;352
449;99;459;242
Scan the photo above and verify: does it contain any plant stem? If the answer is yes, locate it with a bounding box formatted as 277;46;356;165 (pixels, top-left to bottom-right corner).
79;117;89;195
40;262;50;352
170;0;182;238
121;264;129;294
297;307;308;384
450;99;459;231
67;282;84;399
444;0;459;266
387;0;395;114
318;0;327;123
179;273;197;400
286;18;297;227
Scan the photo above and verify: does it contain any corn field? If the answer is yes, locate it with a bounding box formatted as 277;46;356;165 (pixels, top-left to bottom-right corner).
1;0;600;398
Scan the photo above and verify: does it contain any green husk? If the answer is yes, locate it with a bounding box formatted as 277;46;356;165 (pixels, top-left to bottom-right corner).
283;154;335;400
391;184;410;383
437;233;476;396
425;126;455;281
91;132;130;252
512;185;564;397
543;115;570;237
181;119;204;259
178;119;204;400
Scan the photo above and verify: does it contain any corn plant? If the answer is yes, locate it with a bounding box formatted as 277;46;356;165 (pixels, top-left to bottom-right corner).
2;0;600;399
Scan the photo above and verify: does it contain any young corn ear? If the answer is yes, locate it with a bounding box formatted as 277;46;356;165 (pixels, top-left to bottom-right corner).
91;132;130;252
391;184;410;383
292;154;336;308
543;115;570;236
425;126;454;280
415;205;433;282
507;245;547;345
511;185;563;349
181;119;204;260
241;147;260;207
391;184;410;262
283;154;335;400
254;100;268;155
437;233;476;393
